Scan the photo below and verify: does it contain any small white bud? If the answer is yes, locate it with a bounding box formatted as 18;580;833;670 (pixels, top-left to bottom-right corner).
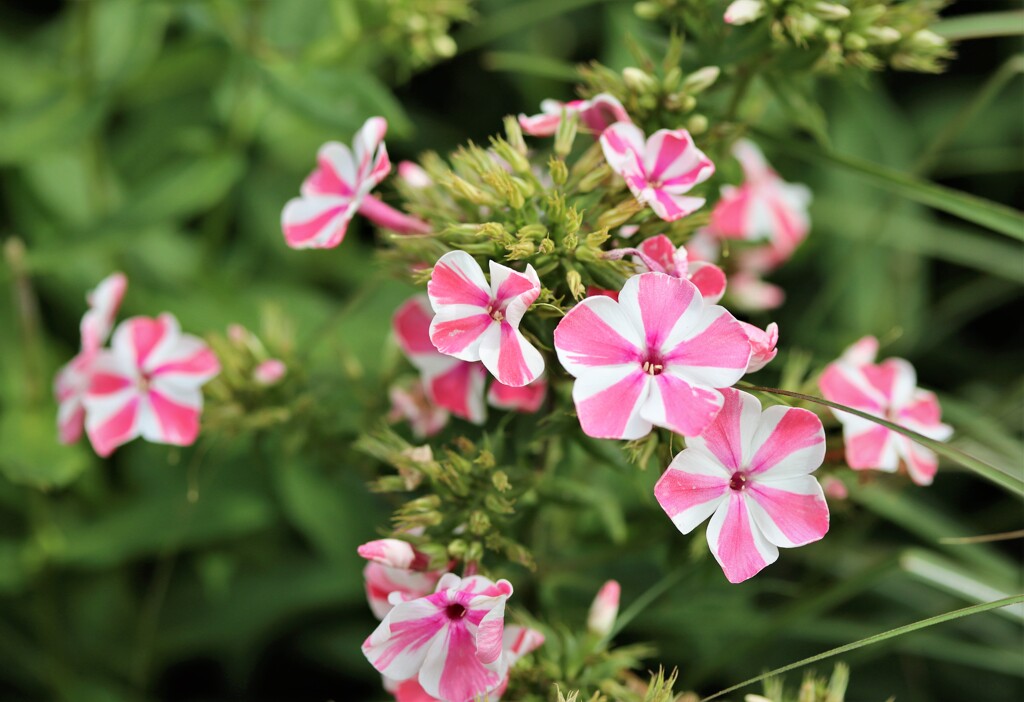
724;0;765;26
587;580;621;636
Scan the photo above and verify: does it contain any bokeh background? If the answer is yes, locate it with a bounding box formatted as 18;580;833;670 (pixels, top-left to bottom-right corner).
0;0;1021;700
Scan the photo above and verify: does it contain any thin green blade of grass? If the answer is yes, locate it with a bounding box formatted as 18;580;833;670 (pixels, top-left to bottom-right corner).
933;11;1024;41
482;52;579;82
742;384;1024;498
456;0;619;53
700;595;1024;701
756;133;1024;241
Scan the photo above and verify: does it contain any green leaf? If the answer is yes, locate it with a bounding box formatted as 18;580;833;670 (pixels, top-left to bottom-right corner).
932;11;1024;41
741;384;1024;498
456;0;620;53
700;595;1024;701
757;132;1024;241
0;407;92;490
0;93;107;165
482;52;579;82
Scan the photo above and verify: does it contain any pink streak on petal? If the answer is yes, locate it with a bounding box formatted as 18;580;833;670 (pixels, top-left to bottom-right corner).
665;313;749;370
688;262;727;302
306;154;355;197
148;390;201;446
393;297;437;356
430;315;493;356
635;273;693;350
845;425;893;469
577;372;647;438
637;235;676;273
748;483;829;546
370;613;447;672
654;373;724;437
89;372;134;396
553;303;641;368
488;378;546;413
87;397;139;457
714;494;768;584
152;348;220;377
708;188;751;238
861;362;899;403
428;261;491;308
59;406;85;444
819;364;883;414
899;392;942;426
493;271;536;308
429;363;485;422
654;468;729;519
689;387;744;470
748;408;823;476
283;203;349;248
392;678;438;702
494;323;531;387
436;623;502;702
130;316;171;368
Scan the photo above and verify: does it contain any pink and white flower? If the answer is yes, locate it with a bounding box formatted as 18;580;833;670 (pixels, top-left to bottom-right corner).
362;561;443;621
389;379;450;438
54;273;128;444
600;123;715;222
519;93;630;137
487;377;547;413
727;271;785;312
553;272;751;440
360;539;431;571
427;252;544;388
394;295;487;424
253;359;286;386
708;140;811;263
654;388;829;583
281;117;428;249
819;337;952;485
587;580;620;636
608;234;727;304
740;322;778;373
82;313;220;457
363;573;514;702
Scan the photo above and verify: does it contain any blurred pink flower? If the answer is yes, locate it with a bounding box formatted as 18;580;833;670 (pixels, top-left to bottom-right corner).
519;93;630;136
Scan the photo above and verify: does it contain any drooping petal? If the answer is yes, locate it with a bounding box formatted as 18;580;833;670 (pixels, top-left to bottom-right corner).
553;296;643;377
478;322;544;387
81;272;127;352
487;376;547;413
654;449;730;534
281;194;357;249
747;476;829;547
747;405;826;479
684;388;762;473
706;493;779;583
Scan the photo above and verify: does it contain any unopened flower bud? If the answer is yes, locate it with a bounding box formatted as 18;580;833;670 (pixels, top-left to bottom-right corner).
554;112;578;158
468;510;491;535
491;470;511;492
724;0;764;26
432;34;457;59
398;161;433;188
844;33;868;51
517;224;548;241
587;580;621;636
682;66;721;94
357;539;427;570
447;539;468;558
822;26;842;43
686;113;708;135
578;164;612;193
586;229;610;248
538;238;555;254
503;115;527;154
227;323;249;345
633;1;661;20
506;239;536;260
909;29;946;50
865;26;901;44
549;157;569;185
812;2;851;21
597;197;645;230
253;359;286;386
822;476;849;500
622;67;657;93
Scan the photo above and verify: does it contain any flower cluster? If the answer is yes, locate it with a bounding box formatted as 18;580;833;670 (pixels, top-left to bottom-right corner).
54;274;220;457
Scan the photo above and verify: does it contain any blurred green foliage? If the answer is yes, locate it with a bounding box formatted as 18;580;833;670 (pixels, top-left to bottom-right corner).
0;0;1021;701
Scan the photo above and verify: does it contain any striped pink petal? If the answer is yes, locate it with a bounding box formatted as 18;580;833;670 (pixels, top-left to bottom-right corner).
519;94;629;137
359;195;431;234
425;361;487;425
707;493;779;583
487;376;547;413
81;272;127;353
740;321;778;373
281;195;357;249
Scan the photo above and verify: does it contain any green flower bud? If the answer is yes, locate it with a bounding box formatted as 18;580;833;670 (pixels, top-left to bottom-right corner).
844;33;868;51
517;224;548;241
812;2;851;21
549;157;568;186
554;112;578;158
622;66;657;92
686;113;708;135
865;26;901;45
598;197;645;230
538;237;555;254
682;66;721;94
468;511;491;535
633;1;662;21
491;470;511;492
447;539;468;558
577;163;612;193
566;269;585;300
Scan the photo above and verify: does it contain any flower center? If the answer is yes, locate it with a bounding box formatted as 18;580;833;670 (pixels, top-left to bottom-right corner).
641;353;664;376
729;472;749;491
137;372;153;392
486;303;504;322
445;603;468;620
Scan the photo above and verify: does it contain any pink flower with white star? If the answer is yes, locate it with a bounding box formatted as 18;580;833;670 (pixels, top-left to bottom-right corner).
819;336;952;486
428;251;544;388
281;117;428;249
393;296;487;424
600;123;715;222
740;321;778;373
607;234;727;304
359;539;442;620
82;313;220;457
553;272;751;440
655;388;829;583
363;573;514;702
54;273;128;444
518;93;630;137
708;139;811;263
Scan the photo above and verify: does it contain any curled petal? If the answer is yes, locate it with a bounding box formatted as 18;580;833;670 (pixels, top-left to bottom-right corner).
741;321;778;373
81;272;127;352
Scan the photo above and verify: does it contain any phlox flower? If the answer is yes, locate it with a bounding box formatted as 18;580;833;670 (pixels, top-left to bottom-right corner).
54;272;127;444
727;271;785;312
389;380;450;438
518;93;630;137
654;388;829;583
427;252;544;388
600;123;715;222
281;117;429;249
363;573;514;702
708;139;811;263
608;234;727;304
383;625;545;702
82;313;220;457
394;295;548;423
553;272;751;440
359;539;442;620
819;336;952;485
740;322;778;373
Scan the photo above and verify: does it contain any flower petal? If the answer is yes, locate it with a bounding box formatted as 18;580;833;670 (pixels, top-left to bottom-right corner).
641;370;725;438
617;273;702;355
897;437;940;486
488;261;540;327
479;322;544;387
488;377;547;413
599;122;646;174
687;261;727;304
281;194;356;249
706;494;779;583
363;598;446;680
572;366;652;440
553;296;643;377
140;384;202;446
429;308;493;360
748;405;825;479
642;129;714;190
428;251;491;309
81;272;127;352
662;305;751;388
844;424;899;471
394;296;440;361
684;388;762;472
425;361;487;424
654;450;730;534
645;190;707;222
747;476;829;548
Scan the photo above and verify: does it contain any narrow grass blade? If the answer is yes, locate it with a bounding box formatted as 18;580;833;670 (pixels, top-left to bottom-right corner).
933;11;1024;41
741;384;1024;498
482;52;578;82
456;0;619;53
700;595;1024;701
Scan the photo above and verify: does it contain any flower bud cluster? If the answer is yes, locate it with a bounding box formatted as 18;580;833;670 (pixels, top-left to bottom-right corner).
375;0;473;71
